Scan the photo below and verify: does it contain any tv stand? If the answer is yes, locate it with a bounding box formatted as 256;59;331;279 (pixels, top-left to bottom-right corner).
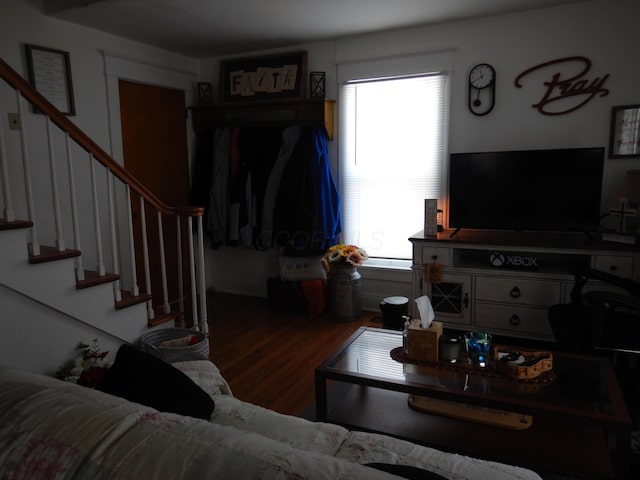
410;229;640;341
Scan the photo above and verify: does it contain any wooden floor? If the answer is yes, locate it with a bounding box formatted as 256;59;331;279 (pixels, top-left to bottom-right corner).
206;291;380;416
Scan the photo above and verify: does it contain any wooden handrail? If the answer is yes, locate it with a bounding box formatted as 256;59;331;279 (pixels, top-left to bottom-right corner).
0;57;201;218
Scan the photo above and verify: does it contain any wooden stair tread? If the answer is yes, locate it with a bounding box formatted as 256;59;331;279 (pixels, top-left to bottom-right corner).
115;290;152;309
76;270;120;289
29;245;81;264
148;310;183;327
0;219;33;230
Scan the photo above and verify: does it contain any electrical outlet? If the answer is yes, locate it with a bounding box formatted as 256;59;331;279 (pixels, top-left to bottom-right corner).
8;112;21;131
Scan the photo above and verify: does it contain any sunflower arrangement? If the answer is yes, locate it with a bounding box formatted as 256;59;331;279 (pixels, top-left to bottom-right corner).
321;243;368;273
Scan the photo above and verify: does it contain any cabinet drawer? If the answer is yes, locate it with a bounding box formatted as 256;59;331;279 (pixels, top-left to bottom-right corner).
415;246;451;266
475;277;561;306
475;303;554;337
592;255;634;278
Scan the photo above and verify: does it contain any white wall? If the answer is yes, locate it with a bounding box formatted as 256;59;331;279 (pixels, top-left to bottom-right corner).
0;284;124;376
2;0;640;314
0;0;199;269
1;0;199;160
201;0;640;305
0;0;201;368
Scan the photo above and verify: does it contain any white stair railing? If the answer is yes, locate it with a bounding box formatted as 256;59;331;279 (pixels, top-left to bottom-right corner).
0;56;208;333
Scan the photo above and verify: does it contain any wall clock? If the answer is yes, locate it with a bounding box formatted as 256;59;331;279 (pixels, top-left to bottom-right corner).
468;63;496;116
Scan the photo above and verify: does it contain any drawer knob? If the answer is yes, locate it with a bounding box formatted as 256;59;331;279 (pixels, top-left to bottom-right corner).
510;314;521;326
510;286;521;299
609;265;617;272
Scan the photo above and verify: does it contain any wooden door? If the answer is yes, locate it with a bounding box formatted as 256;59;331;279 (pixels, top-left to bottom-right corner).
119;79;190;311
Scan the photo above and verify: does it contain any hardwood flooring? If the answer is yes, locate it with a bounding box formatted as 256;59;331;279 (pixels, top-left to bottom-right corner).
205;292;640;478
206;291;380;416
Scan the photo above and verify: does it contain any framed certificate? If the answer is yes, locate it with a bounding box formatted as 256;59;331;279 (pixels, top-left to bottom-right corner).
609;104;640;158
25;44;76;115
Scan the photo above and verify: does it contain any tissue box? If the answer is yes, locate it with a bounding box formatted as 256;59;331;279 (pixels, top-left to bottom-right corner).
407;319;443;362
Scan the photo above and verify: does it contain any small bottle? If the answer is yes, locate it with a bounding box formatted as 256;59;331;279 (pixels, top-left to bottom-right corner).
402;315;411;355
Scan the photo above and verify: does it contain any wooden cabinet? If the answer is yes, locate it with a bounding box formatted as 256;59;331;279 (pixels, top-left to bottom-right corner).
410;230;640;341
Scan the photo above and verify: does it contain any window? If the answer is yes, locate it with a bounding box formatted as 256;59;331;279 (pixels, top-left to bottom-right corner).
338;64;448;261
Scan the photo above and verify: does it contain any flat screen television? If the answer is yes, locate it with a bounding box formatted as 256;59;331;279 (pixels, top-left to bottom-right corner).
448;147;605;234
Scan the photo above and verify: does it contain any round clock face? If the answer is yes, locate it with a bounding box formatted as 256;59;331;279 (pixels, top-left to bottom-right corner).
469;64;495;89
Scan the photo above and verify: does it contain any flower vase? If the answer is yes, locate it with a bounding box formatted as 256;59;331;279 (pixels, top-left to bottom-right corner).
328;264;362;322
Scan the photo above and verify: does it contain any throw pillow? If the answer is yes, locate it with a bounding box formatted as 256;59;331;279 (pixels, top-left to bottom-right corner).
366;463;448;480
96;343;215;420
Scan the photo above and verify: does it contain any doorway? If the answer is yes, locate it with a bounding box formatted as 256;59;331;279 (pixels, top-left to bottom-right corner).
118;79;190;313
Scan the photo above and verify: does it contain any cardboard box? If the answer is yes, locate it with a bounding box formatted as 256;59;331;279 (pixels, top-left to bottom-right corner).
407;319;443;362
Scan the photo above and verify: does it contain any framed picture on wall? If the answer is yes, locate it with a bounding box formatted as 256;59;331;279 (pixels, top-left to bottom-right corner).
25;44;76;116
219;51;307;103
609;104;640;158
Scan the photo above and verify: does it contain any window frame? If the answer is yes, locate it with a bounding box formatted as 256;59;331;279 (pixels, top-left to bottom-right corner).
336;52;452;262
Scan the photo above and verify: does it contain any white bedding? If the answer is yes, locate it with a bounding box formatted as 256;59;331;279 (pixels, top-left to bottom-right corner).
0;363;542;480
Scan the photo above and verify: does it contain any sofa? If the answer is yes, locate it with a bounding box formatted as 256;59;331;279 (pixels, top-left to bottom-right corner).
0;347;543;480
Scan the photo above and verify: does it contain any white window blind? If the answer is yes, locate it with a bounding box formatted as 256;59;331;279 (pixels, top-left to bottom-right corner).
338;71;448;260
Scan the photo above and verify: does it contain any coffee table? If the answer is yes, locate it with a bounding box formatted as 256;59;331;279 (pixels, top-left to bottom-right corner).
315;327;632;479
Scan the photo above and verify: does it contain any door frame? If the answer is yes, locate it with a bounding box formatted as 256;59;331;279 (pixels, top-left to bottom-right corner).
102;52;198;165
101;53;198;294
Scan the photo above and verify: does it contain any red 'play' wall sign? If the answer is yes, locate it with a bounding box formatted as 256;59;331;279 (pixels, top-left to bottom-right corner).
514;56;610;115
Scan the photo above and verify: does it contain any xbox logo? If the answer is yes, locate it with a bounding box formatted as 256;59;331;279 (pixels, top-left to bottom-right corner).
489;252;539;269
490;253;505;267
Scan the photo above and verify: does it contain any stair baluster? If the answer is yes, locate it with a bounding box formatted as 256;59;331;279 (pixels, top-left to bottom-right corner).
157;210;170;315
107;172;122;303
0;104;14;223
64;133;85;281
124;184;140;298
16;90;40;256
176;214;185;327
88;151;106;276
196;214;208;335
138;195;154;320
45;117;65;252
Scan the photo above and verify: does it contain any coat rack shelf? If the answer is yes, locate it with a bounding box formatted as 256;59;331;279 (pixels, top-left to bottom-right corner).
191;99;335;140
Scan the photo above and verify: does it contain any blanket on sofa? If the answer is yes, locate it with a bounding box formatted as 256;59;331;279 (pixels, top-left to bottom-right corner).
0;359;542;480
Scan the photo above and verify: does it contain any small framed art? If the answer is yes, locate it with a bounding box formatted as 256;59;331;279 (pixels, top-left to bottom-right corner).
198;82;213;105
609;104;640;158
25;44;76;115
310;72;326;98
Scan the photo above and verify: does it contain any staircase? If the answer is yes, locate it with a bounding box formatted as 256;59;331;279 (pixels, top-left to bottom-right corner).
0;57;207;374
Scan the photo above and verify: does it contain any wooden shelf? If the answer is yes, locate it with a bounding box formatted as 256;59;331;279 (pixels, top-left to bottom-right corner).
191;99;335;140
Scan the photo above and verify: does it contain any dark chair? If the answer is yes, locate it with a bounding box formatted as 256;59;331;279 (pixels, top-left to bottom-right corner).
550;267;640;468
548;267;640;355
549;267;640;470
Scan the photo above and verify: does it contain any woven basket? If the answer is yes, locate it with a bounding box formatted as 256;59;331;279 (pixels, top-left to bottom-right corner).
140;328;209;363
493;347;553;380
